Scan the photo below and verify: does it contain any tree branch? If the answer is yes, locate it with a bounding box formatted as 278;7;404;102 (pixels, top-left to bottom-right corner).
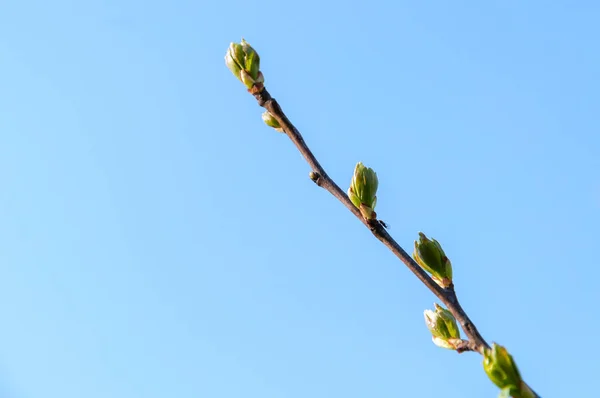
255;88;488;350
252;88;540;397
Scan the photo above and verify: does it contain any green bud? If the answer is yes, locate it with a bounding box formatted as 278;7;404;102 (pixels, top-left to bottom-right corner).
240;39;258;61
423;303;461;350
347;162;378;220
241;39;260;79
498;386;522;398
225;51;242;79
230;42;245;67
483;344;524;395
255;71;265;84
262;111;283;132
413;232;453;288
240;70;255;89
225;39;263;91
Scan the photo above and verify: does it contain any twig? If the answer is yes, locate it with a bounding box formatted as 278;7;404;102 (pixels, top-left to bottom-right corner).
454;339;480;353
255;88;488;351
253;88;540;397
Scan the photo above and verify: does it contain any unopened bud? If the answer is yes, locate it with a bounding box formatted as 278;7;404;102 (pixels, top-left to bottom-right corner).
413;232;453;288
483;344;533;397
225;38;263;92
347;162;378;220
423;303;461;350
261;111;283;132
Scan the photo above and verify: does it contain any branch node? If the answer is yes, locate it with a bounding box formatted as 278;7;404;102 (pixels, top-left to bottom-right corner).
367;218;381;231
309;171;320;183
454;339;478;353
254;89;272;106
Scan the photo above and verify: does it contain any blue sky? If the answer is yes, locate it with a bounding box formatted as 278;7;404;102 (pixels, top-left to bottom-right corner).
1;1;599;397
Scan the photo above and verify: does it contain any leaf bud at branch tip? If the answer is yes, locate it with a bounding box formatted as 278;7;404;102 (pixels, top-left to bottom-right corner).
224;38;264;93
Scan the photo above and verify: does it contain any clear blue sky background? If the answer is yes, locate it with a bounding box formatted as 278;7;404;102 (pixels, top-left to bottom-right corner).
1;1;598;397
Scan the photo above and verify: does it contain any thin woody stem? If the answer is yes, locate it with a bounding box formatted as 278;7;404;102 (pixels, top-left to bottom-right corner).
255;88;487;350
252;87;540;398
